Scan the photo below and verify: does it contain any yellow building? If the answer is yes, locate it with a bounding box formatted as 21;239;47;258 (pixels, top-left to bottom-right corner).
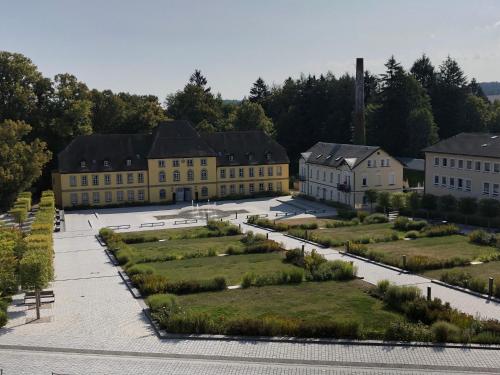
52;120;289;208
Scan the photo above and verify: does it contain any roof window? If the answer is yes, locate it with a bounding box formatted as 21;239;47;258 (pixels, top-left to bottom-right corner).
126;159;132;166
103;160;110;167
80;160;86;168
325;155;332;160
315;154;322;159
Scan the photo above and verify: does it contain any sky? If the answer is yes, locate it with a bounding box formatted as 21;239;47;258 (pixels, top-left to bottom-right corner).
1;0;500;99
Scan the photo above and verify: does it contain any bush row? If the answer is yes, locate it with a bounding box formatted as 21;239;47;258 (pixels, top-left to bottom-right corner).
132;272;227;296
8;191;32;225
247;216;318;231
241;269;304;288
439;270;500;297
288;228;400;248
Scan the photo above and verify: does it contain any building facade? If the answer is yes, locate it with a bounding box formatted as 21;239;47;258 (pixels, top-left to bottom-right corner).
52;120;289;208
423;133;500;200
299;142;403;208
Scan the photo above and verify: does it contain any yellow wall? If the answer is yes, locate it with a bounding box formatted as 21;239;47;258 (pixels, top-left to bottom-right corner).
54;159;289;208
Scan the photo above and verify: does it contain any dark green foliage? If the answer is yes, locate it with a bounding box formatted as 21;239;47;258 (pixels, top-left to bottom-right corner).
393;216;427;231
438;194;457;212
363;213;388;224
468;230;497;246
432;321;460;343
243;269;304;287
384;321;432;342
405;230;420;239
337;209;357;220
306;260;357;281
421;224;459;237
421;194;438;211
440;270;487;294
458;197;478;216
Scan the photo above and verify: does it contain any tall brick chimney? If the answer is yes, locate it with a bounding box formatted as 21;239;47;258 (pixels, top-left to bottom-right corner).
353;57;366;145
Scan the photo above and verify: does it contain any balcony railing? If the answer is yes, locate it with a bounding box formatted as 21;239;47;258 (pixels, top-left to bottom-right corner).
337;183;351;192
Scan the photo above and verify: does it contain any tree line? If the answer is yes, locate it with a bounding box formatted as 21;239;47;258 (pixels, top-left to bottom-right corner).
1;50;499;208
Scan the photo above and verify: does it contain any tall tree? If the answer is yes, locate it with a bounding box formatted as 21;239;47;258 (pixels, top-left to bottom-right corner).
232;100;274;134
410;54;436;91
249;77;270;104
189;69;210;92
0;120;51;209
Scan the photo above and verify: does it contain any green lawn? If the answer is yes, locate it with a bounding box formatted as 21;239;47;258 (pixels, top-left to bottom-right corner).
307;223;397;244
367;235;497;263
422;261;500;282
177;280;404;334
127;235;245;262
147;252;298;285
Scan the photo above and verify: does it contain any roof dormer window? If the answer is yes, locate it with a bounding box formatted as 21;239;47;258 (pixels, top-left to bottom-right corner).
126;159;132;166
80;160;86;168
104;160;110;168
248;152;253;161
266;152;272;161
228;154;234;161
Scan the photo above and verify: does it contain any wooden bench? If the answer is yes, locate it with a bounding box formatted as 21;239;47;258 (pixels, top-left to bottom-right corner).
24;290;55;305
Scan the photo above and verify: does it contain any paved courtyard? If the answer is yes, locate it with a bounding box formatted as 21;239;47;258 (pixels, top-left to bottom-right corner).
1;196;500;374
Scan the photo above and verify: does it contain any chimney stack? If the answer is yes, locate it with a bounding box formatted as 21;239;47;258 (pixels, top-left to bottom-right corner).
353;58;366;145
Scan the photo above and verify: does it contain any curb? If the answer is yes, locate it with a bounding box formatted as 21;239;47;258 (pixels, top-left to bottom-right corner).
118;271;142;299
339;251;410;274
431;279;500;304
245;222;277;232
94;234;106;247
103;249;119;266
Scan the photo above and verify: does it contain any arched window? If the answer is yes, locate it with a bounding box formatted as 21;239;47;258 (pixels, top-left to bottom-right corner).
173;170;180;182
201;169;208;180
159;171;166;182
187;169;194;181
159;189;166;200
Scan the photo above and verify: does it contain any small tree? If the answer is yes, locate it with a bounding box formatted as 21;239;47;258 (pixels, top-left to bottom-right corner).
478;198;500;228
408;192;421;216
377;192;391;213
9;207;27;226
364;189;378;212
19;251;51;320
438;194;457;219
421;193;437;218
390;192;407;211
458;197;477;224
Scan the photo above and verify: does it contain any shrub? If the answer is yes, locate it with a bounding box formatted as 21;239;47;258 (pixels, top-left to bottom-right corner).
247;216;288;231
132;274;169;295
406;220;428;231
285;248;304;266
245;240;282;254
325;219;358;228
298;222;318;230
146;293;179;314
363;213;388;224
0;310;6;328
307;260;357;281
432;321;460;342
383;284;421;308
421;224;459;237
166;277;227;295
393;216;410;230
405;230;419;239
303;249;327;272
163;311;219;334
226;246;243;255
376;279;391;295
337;209;357;220
126;264;154;276
241;273;254;288
357;210;369;222
468;230;496;246
384;321;432;342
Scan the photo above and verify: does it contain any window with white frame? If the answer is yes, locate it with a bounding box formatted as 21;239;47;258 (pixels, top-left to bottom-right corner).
201;169;208;180
277;182;282;192
441;176;447;187
117;191;124;201
258;167;264;177
201;159;207;166
70;193;78;205
368;160;373;168
465;179;472;192
105;174;111;185
362;176;367;186
458;160;464;169
485;162;491;172
187;169;194;181
70;176;77;187
484;182;491;195
220;185;226;196
82;192;89;204
138;173;144;183
388;173;395;185
442;158;448;167
434;157;439;166
381;159;385;167
268;167;273;177
201;187;208;197
466;160;472;170
230;168;235;178
495;163;500;173
127;190;134;201
475;161;481;171
138;190;145;201
259;183;265;192
450;159;455;168
277;166;282;176
80;160;86;168
127;173;133;184
173;170;180;182
449;177;455;189
434;175;439;185
104;160;110;168
158;160;165;168
105;191;112;203
239;168;244;178
159;189;166;200
230;184;236;195
81;175;88;186
92;175;99;186
187;159;193;167
173;160;179;167
220;169;226;178
249;183;255;193
239;184;244;194
457;178;463;190
249;168;254;177
126;159;132;167
268;182;273;191
116;174;123;184
494;184;499;197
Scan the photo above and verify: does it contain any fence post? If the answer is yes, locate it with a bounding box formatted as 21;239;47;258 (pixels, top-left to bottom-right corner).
266;233;269;239
235;212;238;219
345;241;350;253
238;223;241;231
489;277;494;297
402;255;407;269
301;244;305;256
427;286;432;301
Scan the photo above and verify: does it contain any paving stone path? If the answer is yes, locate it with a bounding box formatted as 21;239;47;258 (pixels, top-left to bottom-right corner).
1;199;500;374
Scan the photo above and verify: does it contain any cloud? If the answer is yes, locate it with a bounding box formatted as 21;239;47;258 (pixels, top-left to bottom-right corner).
495;20;500;28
